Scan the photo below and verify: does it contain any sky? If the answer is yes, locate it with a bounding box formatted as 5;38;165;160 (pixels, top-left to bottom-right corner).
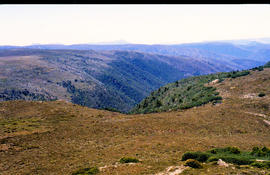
0;4;270;46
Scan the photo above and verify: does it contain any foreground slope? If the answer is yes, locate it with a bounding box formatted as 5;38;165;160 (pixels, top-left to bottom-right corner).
1;68;270;174
0;49;237;112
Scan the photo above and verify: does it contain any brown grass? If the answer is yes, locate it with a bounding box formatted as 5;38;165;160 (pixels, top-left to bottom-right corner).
1;69;270;174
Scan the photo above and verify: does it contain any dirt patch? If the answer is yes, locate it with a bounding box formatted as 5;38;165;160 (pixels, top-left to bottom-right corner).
263;120;270;126
155;165;187;175
0;144;10;151
99;162;138;172
244;111;270;126
242;93;258;99
244;112;269;119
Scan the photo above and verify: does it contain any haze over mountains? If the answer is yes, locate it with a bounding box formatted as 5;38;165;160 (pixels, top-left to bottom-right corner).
0;39;270;112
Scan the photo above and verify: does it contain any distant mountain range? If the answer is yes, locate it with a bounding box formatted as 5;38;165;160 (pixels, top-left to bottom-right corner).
218;37;270;45
1;40;270;68
0;40;270;112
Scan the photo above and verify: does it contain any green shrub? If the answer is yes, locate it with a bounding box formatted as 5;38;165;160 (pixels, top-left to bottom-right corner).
228;147;241;154
208;155;253;165
72;167;99;175
207;157;219;162
251;146;270;157
210;149;217;154
256;150;266;157
264;161;270;169
251;147;260;154
258;66;264;71
264;61;270;68
155;100;162;107
228;70;250;79
183;146;270;169
208;147;240;154
184;159;203;168
251;66;264;71
181;151;210;162
251;161;270;169
262;146;270;153
258;93;266;97
119;157;139;164
102;107;121;112
251;162;265;168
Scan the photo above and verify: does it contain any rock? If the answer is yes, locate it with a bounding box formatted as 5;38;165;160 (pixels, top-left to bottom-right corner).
217;159;229;167
209;79;219;85
263;120;270;126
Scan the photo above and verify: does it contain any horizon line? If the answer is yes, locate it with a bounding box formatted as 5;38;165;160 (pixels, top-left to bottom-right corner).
1;37;270;47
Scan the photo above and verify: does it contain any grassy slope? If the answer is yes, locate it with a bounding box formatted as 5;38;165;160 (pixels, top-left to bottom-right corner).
1;68;270;174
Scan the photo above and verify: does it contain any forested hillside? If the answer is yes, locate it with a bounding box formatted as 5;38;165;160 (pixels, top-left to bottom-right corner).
131;62;270;114
131;70;250;114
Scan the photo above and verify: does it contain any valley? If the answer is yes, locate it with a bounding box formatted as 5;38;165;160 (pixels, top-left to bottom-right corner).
0;47;242;113
1;41;270;113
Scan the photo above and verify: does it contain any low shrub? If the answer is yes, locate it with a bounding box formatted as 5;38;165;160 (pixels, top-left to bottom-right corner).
264;61;270;68
251;161;270;169
228;147;241;154
251;147;260;154
251;66;264;71
119;157;139;164
209;149;217;154
262;147;270;153
207;156;219;162
208;155;253;165
229;71;250;79
258;93;266;97
183;146;270;169
258;66;264;71
184;159;203;168
72;167;99;175
103;107;121;112
253;149;267;157
251;162;265;168
181;151;210;162
251;146;270;157
208;147;240;154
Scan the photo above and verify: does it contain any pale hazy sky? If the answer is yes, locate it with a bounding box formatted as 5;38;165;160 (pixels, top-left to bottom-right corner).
1;4;270;46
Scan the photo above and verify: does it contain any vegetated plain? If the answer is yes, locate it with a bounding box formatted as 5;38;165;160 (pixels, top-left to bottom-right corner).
1;68;270;174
